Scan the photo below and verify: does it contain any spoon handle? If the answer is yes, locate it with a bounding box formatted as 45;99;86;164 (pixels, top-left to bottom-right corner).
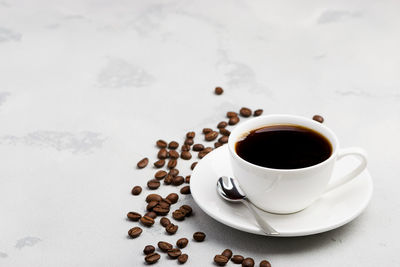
243;200;279;236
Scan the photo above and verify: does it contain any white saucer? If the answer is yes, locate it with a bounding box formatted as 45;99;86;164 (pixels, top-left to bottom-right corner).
191;145;373;237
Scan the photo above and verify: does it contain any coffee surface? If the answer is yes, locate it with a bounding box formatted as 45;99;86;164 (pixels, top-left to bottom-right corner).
235;124;332;169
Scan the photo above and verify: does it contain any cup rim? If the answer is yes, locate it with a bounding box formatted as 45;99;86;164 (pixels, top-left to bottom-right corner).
228;114;339;173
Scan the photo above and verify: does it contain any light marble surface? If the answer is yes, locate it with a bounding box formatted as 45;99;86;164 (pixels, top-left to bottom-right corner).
1;0;399;266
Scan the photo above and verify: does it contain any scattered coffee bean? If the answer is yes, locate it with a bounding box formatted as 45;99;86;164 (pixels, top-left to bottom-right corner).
254;109;263;116
214;255;229;266
217;121;228;128
166;193;179;204
180;205;192;216
214;142;222;148
218;136;228;144
172;176;184;186
242;257;255;267
140;215;155;227
154;170;167;180
239;107;252;117
166;223;178;234
169;168;179;177
127;211;142;221
186;131;196;139
143;245;155;255
167;248;182;259
158;199;171;208
205;131;218;141
131;186;142;195
172;209;186;221
156;139;168;148
181;151;192;160
222;249;232;259
145;252;160;264
158;241;173;252
259;260;272;267
198;147;213;158
168;141;179;149
145;211;157;219
169;150;179;159
180;185;191;194
219;128;231;136
146;194;162;203
227;111;238;118
312;114;324;123
231;255;244;264
153;206;169;216
202;128;213;134
193;232;205;242
176;238;189;248
160;217;171;227
147;179;160;190
178;253;188;264
181;144;190;151
229;116;240;125
192;144;204;151
167;159;177;169
184;138;194;145
190;162;198;170
215;86;224;95
146;200;159;211
128;227;142;238
137;158;149;169
154;159;165;168
185;175;191;183
164;175;173;185
157;148;168;159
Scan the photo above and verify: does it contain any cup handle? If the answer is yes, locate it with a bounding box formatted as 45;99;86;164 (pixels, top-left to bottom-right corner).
325;147;368;193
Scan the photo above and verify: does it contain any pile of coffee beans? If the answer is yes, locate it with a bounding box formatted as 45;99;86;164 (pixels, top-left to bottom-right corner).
214;248;271;267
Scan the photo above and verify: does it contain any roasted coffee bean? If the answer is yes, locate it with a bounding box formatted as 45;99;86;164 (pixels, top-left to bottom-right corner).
231;255;244;264
217;121;228;128
214;255;229;266
158;200;171;209
184;138;194;145
146;194;162;203
143;245;155;255
181;151;192;160
146;201;159;211
180;186;191;194
198;147;213;158
229;116;240;125
169;150;179;159
166;193;179;204
167;159;177;169
154;170;167;180
158;241;173;252
172;209;186;221
164;175;173;185
221;249;232;259
169;168;179;177
166;223;178;234
215;86;224;95
186;131;196;139
259;260;272;267
137;158;149;169
214;142;222;148
219;128;231;136
176;238;189;248
178;253;188;264
167;248;182;259
147;179;160;190
128;227;142;238
145;252;160;264
180;205;192;216
127;211;141;221
157;148;168;159
168;141;179;149
205;131;218;141
193;232;205;242
140;215;155;226
312;114;324;123
156;139;168;148
153;206;170;216
203;128;213;134
181;144;190;151
239;107;252;117
219;136;229;144
227;111;238;118
191;162;198;170
253;109;263;116
131;185;142;195
192;144;204;151
160;217;171;227
185;175;191;183
145;211;157;219
172;176;184;186
154;159;165;168
242;258;255;267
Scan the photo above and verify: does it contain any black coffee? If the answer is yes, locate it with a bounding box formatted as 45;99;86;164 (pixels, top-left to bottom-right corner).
235;124;332;169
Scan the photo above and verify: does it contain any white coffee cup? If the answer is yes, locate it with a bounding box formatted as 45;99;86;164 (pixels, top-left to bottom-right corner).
228;114;368;214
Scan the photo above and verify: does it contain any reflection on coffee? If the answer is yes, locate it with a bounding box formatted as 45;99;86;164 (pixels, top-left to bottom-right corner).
235;124;332;169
